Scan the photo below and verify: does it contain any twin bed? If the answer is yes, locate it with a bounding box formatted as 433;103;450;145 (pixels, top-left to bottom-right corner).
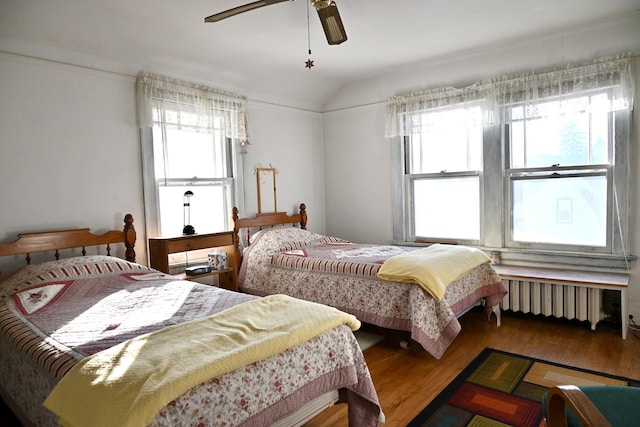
0;205;507;426
0;215;382;427
233;204;507;360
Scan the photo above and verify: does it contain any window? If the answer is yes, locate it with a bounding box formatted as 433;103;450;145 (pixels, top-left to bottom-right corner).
136;74;248;238
388;55;634;267
505;93;613;251
152;110;234;236
405;105;483;242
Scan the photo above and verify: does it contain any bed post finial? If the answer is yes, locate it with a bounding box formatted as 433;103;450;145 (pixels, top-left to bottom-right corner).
299;203;307;230
232;207;240;244
123;214;136;262
232;207;242;272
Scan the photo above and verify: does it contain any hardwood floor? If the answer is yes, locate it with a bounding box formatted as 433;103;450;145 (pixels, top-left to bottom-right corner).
2;309;638;426
305;308;640;427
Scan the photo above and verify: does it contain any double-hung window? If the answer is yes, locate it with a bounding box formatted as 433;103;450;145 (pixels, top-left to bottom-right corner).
151;107;234;236
405;105;483;243
136;74;248;239
505;92;614;251
387;84;494;245
388;55;634;267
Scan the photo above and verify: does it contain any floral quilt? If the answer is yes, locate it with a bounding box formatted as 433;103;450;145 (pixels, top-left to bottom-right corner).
0;255;381;426
239;228;507;359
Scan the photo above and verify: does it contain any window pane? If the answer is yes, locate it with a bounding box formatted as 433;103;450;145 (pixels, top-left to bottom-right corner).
511;175;607;246
153;126;226;179
158;184;229;236
509;95;610;169
413;177;480;240
591;94;609;164
409;106;483;173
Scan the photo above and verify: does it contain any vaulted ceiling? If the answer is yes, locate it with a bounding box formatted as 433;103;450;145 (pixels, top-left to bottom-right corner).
1;0;638;111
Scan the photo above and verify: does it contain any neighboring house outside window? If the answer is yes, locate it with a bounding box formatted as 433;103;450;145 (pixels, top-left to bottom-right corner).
388;55;634;268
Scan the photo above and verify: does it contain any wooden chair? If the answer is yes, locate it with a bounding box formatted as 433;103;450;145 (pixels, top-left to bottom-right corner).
544;385;640;427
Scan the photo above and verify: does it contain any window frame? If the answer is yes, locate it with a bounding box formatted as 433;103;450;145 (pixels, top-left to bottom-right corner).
140;124;245;240
401;103;486;245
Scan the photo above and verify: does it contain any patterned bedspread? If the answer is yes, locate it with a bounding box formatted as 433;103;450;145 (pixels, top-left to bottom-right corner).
0;255;381;426
239;228;507;359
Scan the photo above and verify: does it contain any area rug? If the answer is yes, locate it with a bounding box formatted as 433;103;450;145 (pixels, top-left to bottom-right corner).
408;348;640;427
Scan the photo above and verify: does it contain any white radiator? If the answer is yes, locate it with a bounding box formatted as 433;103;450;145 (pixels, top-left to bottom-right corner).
500;278;604;330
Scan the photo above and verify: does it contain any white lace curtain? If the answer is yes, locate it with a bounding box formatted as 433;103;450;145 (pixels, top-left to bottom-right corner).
136;73;249;143
385;54;635;138
385;83;496;137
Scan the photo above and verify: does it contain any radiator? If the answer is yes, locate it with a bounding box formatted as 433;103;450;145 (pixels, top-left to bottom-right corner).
500;278;604;330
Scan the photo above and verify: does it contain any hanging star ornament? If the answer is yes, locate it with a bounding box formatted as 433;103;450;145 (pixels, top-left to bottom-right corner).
304;2;314;70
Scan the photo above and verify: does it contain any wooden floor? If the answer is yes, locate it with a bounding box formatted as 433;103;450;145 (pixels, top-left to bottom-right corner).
2;309;639;427
305;308;640;427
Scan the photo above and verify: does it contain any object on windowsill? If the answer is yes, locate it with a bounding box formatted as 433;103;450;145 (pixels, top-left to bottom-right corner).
491;251;501;265
183;191;196;235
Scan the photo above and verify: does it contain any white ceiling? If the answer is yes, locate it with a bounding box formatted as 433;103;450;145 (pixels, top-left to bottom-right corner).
1;0;639;111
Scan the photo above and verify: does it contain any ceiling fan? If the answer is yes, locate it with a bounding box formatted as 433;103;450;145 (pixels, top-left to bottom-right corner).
204;0;347;45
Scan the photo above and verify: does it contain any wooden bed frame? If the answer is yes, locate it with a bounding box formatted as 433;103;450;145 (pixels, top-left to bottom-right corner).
0;212;381;427
233;204;505;352
0;214;136;271
232;203;307;255
0;214;137;426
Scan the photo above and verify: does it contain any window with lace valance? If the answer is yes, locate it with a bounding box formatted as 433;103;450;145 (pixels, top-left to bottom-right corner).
136;73;249;239
386;54;635;267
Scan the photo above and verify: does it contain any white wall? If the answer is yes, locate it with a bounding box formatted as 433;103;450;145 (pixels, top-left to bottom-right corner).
0;53;326;275
243;101;326;233
323;104;393;244
322;14;640;318
0;53;143;270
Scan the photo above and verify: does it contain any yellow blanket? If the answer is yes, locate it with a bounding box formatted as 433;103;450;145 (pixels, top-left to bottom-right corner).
44;294;361;427
377;244;490;300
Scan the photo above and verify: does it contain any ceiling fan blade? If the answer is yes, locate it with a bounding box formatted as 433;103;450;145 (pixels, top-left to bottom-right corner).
315;1;347;45
204;0;292;23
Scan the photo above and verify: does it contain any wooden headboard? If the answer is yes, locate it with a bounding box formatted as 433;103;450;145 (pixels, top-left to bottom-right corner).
0;214;137;270
232;203;307;254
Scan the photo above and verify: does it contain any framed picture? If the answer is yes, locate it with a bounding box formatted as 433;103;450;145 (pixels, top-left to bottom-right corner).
256;167;277;213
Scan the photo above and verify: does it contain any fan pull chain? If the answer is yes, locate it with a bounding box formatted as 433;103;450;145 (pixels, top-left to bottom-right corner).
305;0;314;69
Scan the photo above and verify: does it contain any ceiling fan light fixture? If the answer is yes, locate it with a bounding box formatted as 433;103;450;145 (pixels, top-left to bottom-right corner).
205;0;348;46
315;1;347;45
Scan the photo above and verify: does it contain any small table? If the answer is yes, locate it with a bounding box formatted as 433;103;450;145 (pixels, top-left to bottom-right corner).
148;231;238;291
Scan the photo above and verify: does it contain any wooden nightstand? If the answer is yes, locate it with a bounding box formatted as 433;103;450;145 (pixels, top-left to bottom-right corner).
148;231;238;291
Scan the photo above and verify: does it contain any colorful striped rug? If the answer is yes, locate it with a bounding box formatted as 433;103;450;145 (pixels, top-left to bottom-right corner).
408;348;640;427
